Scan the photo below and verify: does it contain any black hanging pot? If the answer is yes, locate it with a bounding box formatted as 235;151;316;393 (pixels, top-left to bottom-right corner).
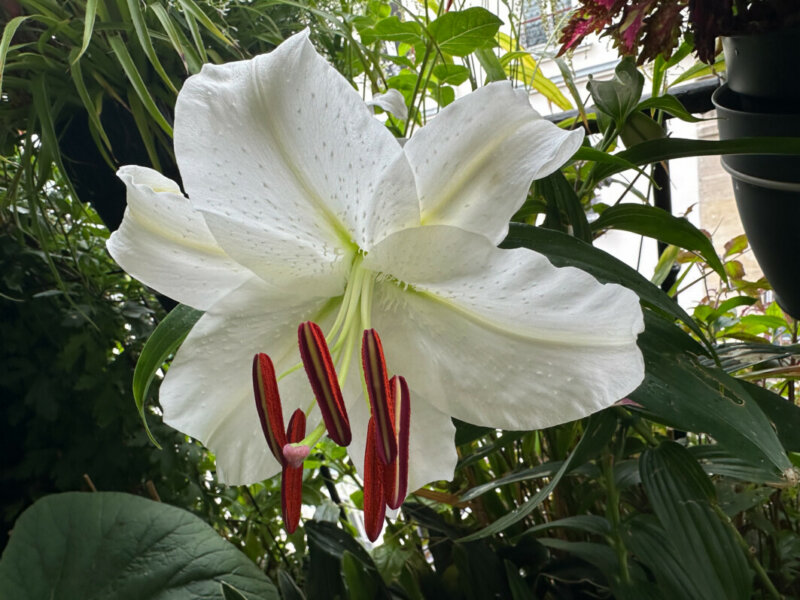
712;81;800;318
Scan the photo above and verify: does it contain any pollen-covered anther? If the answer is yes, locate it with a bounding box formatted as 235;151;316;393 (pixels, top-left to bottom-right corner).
385;375;410;510
298;321;351;446
363;417;386;542
282;409;306;534
361;329;396;465
252;353;288;466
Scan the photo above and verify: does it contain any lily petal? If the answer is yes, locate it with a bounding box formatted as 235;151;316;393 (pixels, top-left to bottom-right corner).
366;225;644;430
160;278;337;484
404;83;583;244
107;166;252;310
174;29;419;289
366;88;408;121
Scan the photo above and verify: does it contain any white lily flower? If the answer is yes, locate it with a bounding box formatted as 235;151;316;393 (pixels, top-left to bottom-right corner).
108;31;644;503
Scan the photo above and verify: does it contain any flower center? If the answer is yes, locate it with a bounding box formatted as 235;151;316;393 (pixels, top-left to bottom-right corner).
251;254;412;539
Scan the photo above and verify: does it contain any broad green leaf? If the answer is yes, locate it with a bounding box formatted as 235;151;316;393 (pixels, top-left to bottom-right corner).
639;443;753;600
587;57;643;128
72;0;99;64
591;204;726;281
459;410;616;540
0;16;29;97
501;223;708;344
593;137;800;182
133;304;203;448
0;492;279;600
619;112;665;147
742;380;800;453
632;312;792;476
428;8;502;57
108;35;173;136
358;16;423;45
690;445;784;484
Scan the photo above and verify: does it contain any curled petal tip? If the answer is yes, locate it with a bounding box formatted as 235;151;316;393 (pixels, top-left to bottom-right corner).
283;443;311;469
252;353;287;465
298;322;351;446
361;329;397;465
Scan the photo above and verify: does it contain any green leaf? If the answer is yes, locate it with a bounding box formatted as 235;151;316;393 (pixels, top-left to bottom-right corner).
742;380;800;453
126;0;179;93
341;551;380;600
177;0;235;46
72;0;99;64
536;171;592;243
133;304;203;448
0;492;279;599
221;582;251;600
459;410;616;540
277;570;306;600
637;94;702;123
587;57;644;127
501;223;707;344
593;137;800;181
619;112;665;147
474;47;506;82
639;443;753;600
358;16;423;45
526;515;611;537
504;559;534;600
108;35;174;136
68;48;113;153
431;63;470;85
591;203;726;281
428;8;502;57
632;312;792;476
0;16;29;98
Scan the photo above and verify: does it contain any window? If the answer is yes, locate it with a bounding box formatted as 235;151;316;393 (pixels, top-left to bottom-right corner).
521;0;573;49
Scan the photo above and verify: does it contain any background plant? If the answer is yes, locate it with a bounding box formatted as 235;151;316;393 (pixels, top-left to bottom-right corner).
2;1;800;598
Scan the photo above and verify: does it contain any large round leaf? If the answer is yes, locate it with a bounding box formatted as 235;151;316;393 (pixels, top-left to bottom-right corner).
0;492;278;600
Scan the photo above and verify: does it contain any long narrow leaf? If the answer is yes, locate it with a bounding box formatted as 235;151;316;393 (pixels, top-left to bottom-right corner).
133;305;203;448
178;0;235;47
0;15;29;98
108;35;173;136
72;0;99;64
126;0;179;93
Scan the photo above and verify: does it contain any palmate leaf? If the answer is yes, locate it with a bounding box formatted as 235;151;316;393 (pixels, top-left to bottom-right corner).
638;442;754;600
0;492;279;600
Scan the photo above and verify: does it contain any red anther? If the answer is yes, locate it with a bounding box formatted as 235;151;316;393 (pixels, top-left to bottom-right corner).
385;376;410;509
361;329;396;465
363;417;386;542
282;409;306;534
253;353;288;466
298;322;351;446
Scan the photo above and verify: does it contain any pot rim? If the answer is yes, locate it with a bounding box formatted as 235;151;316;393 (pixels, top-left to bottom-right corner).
712;84;800;119
722;159;800;192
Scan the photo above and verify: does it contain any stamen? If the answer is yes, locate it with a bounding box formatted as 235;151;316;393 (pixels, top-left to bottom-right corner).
385;376;410;509
282;409;306;534
361;329;396;465
252;353;287;466
363;417;386;542
298;321;351;446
